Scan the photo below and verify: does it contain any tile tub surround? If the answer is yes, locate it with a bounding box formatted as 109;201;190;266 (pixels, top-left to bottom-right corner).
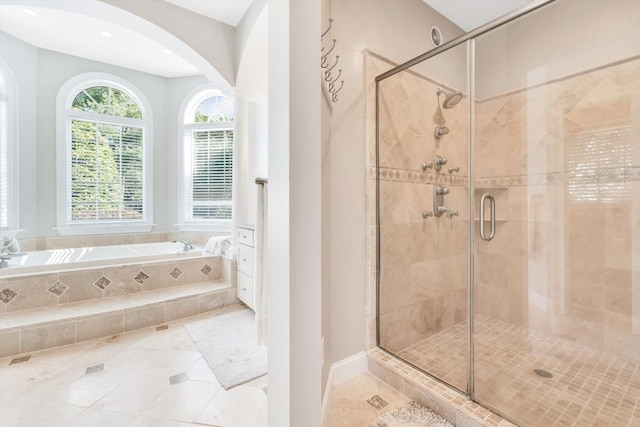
0;255;225;312
0;256;239;357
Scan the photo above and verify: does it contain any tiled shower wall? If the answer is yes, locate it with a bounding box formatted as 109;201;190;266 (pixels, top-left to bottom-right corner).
474;57;640;361
366;51;469;354
366;51;639;363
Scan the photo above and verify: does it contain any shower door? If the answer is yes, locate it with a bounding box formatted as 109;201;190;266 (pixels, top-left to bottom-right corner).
472;1;640;425
376;43;470;392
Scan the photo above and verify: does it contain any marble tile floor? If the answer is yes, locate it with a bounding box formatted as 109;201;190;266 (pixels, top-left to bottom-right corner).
396;315;640;426
326;372;412;427
0;305;267;427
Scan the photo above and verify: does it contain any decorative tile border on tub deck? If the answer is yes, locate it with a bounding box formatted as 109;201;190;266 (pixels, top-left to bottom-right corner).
368;348;515;427
0;256;226;313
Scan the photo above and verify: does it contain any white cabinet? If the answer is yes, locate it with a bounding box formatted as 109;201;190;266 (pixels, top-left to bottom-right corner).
236;225;255;310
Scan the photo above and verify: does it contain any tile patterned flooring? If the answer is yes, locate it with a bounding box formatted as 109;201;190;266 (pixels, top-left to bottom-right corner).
326;373;411;427
395;315;640;426
0;305;267;427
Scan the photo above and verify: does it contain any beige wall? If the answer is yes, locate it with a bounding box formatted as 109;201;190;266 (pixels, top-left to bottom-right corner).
476;0;640;99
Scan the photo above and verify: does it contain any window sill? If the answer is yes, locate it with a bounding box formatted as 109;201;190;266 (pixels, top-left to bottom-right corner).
54;223;155;236
176;223;233;233
0;229;25;239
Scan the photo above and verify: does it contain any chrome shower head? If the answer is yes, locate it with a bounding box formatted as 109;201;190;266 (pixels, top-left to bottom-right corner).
436;88;463;109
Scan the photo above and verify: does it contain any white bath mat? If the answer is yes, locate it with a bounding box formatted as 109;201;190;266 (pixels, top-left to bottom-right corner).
367;401;454;427
184;308;267;390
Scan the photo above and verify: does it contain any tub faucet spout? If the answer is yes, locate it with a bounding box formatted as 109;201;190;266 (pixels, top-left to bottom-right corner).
172;240;194;252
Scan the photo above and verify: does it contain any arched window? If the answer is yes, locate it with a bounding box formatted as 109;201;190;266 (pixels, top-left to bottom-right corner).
56;73;153;235
0;59;18;232
178;87;234;227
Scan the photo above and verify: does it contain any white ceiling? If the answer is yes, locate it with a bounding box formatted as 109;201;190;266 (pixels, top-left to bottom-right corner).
165;0;254;27
423;0;534;32
0;1;533;79
0;5;201;78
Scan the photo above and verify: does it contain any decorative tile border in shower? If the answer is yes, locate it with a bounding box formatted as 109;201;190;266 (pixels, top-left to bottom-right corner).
370;166;640;189
476;166;640;188
370;166;468;187
368;347;515;427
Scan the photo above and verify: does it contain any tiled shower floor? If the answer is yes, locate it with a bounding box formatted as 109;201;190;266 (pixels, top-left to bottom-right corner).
396;315;640;426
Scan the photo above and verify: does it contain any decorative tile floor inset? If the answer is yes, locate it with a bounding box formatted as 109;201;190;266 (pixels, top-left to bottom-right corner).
367;394;389;410
85;363;104;375
392;315;640;427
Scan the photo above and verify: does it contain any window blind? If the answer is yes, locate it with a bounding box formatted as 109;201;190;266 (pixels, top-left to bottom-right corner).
184;126;233;221
70;119;144;222
568;126;631;203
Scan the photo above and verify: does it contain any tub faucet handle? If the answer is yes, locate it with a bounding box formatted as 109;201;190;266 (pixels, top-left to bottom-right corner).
447;209;459;218
172;240;194;252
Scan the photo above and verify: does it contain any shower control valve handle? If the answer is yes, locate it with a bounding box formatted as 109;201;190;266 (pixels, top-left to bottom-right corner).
436;206;450;215
421;162;433;171
435;185;449;195
422;210;433;219
434;155;448;172
448;166;460;174
447;209;459;218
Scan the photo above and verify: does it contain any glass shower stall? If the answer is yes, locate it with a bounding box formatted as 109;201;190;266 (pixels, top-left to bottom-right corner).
375;0;640;425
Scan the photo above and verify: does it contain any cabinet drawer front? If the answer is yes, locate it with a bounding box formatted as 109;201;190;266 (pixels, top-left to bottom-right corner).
237;246;254;275
237;228;255;247
237;271;254;309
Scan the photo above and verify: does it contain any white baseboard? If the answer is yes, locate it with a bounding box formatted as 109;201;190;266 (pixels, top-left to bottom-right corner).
321;351;368;427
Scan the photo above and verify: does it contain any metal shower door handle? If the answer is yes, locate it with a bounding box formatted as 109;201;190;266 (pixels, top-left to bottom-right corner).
479;193;495;241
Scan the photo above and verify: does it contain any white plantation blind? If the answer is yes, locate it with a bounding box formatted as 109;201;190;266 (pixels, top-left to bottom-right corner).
69;119;144;222
184;124;233;221
0;71;8;230
568;126;632;203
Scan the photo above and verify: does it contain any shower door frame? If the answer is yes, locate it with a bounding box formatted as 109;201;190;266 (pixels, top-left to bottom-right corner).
374;0;556;414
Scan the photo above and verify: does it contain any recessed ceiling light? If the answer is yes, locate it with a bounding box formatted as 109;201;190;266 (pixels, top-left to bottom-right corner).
23;8;37;16
101;31;112;37
163;48;172;54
